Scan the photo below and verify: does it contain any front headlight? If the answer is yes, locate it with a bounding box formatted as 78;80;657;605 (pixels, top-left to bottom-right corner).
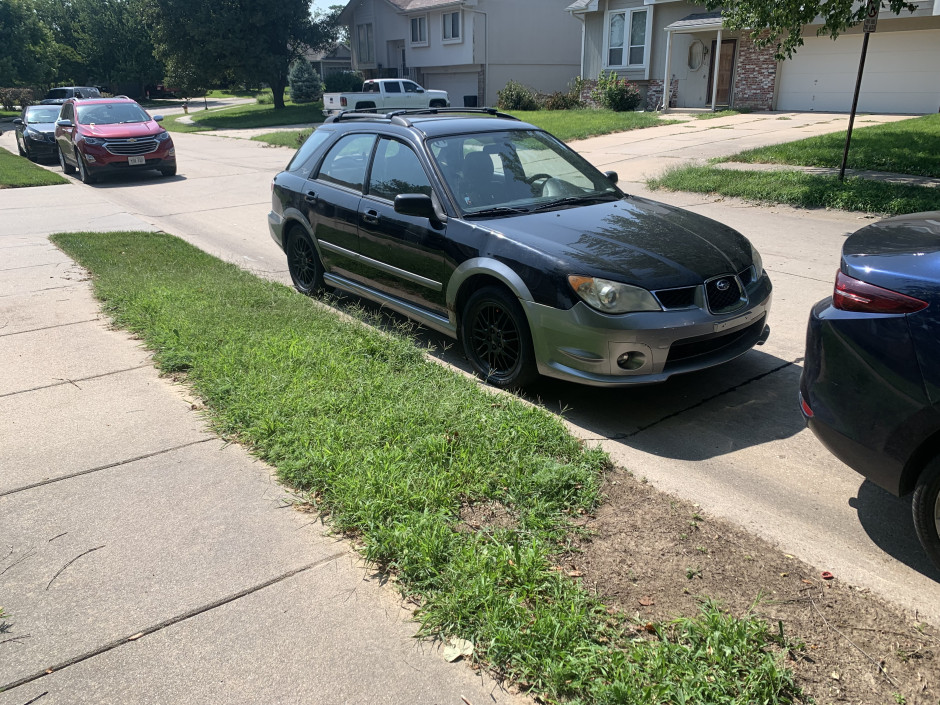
155;130;171;142
83;137;103;145
25;127;43;139
751;246;763;279
568;276;662;314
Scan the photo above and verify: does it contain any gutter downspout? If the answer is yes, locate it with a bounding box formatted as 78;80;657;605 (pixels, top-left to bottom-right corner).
710;27;722;110
661;27;672;111
475;9;487;107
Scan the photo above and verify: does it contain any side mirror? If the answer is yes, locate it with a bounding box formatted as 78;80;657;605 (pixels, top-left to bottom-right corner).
56;119;73;128
394;194;436;219
604;171;619;184
152;115;163;122
12;118;23;125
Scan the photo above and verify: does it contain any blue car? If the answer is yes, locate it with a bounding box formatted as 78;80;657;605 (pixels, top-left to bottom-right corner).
800;212;940;570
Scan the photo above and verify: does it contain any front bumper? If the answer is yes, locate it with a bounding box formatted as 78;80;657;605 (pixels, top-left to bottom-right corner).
80;142;175;171
23;133;57;158
523;273;772;386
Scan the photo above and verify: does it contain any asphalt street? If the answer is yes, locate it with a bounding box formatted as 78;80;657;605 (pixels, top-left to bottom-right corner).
2;110;937;627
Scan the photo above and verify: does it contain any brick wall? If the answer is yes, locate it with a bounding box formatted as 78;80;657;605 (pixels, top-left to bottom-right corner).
646;78;678;111
732;33;777;110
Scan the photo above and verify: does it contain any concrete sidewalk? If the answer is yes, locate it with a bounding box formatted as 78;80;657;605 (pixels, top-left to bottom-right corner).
0;187;523;703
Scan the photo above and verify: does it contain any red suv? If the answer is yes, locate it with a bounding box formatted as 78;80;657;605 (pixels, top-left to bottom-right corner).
54;97;177;184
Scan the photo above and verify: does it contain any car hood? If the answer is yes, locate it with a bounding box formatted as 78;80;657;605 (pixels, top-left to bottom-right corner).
25;122;56;134
79;122;161;138
479;195;755;290
843;211;940;299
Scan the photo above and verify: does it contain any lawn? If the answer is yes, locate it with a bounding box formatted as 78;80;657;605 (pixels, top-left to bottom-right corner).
723;113;940;178
252;108;677;148
163;101;325;133
51;229;801;705
648;165;940;215
0;147;69;188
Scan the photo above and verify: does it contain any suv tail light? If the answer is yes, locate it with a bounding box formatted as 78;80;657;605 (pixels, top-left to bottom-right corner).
833;270;928;314
340;97;347;107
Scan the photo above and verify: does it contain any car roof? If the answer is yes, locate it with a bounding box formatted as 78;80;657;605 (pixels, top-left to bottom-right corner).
67;97;138;106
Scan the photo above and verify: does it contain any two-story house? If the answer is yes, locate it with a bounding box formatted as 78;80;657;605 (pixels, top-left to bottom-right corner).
567;0;940;114
339;0;582;107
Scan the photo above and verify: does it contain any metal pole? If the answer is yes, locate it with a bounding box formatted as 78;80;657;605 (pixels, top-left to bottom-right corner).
839;31;871;181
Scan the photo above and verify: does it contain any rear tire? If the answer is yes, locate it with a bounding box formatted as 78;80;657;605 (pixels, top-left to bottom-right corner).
286;228;325;296
58;146;75;175
429;100;446;109
460;286;538;389
913;457;940;570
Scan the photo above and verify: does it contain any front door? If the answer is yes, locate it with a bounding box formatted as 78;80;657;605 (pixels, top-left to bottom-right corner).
707;39;737;107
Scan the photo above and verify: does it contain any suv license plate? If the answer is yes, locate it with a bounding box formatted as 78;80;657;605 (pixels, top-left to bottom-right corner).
128;155;145;166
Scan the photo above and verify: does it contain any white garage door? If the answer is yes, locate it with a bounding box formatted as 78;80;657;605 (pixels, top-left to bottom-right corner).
776;29;940;113
422;72;480;107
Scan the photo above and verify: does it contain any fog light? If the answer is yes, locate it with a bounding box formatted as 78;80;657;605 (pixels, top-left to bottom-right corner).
85;154;96;162
617;351;646;371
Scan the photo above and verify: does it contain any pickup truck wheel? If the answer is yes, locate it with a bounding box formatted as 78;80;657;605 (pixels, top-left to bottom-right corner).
354;101;376;111
913;456;940;570
429;100;446;108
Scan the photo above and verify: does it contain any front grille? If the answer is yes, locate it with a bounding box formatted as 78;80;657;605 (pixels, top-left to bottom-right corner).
665;317;765;367
104;138;159;156
654;286;697;309
705;274;745;314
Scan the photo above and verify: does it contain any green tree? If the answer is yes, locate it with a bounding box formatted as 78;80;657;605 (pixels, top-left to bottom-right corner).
146;0;338;109
704;0;919;59
288;58;322;103
0;0;56;86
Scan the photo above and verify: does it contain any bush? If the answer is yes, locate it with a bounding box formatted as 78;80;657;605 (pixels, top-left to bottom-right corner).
540;91;581;111
324;71;365;93
591;71;641;112
0;87;36;111
288;59;324;103
496;80;539;111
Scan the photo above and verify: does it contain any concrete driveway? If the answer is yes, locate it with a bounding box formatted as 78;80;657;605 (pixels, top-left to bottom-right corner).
1;110;937;630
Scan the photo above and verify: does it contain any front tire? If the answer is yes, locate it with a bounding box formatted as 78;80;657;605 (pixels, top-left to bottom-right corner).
76;150;96;184
913;457;940;570
159;164;177;177
59;146;75;175
460;286;538;389
286;228;325;295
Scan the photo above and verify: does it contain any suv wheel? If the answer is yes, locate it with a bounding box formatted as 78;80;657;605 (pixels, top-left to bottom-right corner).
76;150;96;184
460;286;538;389
913;457;940;570
58;146;75;175
286;229;325;295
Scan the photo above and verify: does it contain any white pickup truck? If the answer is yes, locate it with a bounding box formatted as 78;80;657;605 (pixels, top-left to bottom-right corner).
322;79;450;116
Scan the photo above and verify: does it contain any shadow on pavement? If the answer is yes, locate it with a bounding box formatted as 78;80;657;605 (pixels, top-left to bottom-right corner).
852;480;940;583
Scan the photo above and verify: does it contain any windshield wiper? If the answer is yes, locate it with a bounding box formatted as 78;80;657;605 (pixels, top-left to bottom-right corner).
464;205;531;218
531;194;619;212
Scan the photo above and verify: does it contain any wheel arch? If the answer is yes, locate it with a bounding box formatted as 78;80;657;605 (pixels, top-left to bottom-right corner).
447;258;535;330
901;428;940;496
279;209;324;258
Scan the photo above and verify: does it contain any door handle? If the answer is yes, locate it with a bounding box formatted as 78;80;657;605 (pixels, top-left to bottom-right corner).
304;190;318;204
362;209;379;225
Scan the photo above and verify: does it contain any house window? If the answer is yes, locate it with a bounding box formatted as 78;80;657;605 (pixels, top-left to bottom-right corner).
410;16;427;46
442;11;460;42
606;9;647;67
357;23;374;64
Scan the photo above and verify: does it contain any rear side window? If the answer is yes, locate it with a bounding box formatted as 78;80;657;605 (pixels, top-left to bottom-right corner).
286;129;334;175
363;82;379;93
316;133;377;192
384;82;401;93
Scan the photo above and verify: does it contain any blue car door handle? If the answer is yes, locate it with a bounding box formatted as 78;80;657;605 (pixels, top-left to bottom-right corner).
362;209;379;225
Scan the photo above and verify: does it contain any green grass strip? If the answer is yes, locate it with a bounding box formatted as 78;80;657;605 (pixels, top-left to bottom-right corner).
163;101;324;133
0;146;69;188
723;113;940;178
51;230;801;704
252;129;312;148
649;166;940;215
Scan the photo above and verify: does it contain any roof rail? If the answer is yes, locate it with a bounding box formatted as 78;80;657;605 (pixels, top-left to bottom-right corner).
326;106;520;125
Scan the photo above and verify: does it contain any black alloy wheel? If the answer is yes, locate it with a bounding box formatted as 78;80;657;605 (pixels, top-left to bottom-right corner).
461;286;537;389
913;457;940;570
286;229;324;295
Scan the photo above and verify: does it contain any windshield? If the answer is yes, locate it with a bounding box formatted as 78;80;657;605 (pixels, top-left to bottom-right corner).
77;102;151;125
428;129;620;216
25;106;60;123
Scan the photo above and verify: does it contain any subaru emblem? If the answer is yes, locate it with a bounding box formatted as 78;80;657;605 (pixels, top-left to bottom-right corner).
716;279;731;291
